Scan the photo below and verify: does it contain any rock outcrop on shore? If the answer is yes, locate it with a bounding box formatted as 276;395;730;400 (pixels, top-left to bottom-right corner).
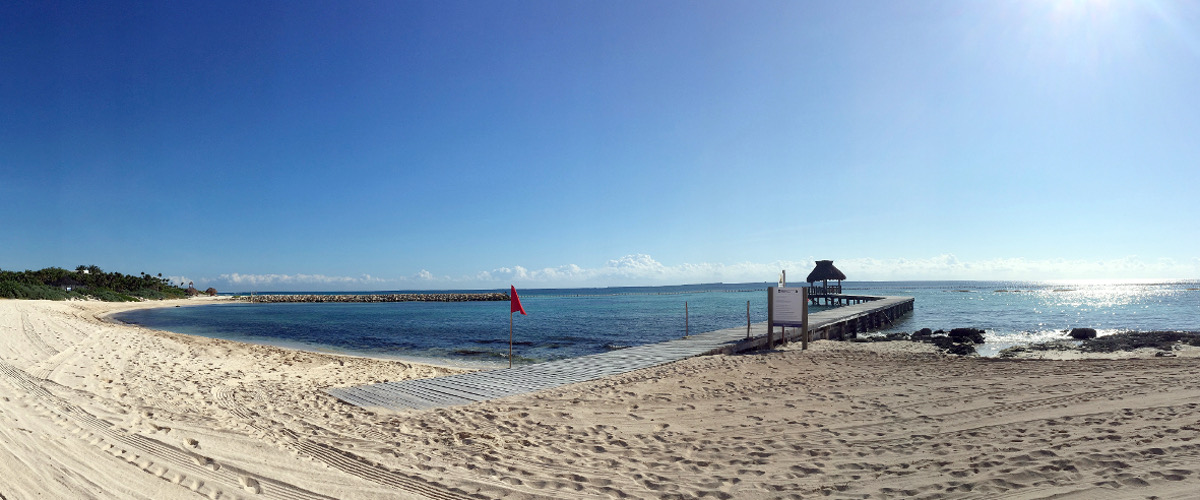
1068;327;1098;340
235;293;509;303
856;327;986;356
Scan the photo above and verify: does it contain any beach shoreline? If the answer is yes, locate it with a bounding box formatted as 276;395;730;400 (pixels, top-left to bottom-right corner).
2;298;1199;499
106;297;517;370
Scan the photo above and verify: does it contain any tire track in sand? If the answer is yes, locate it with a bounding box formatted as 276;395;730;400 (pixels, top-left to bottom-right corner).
0;359;332;500
211;385;508;500
18;307;60;361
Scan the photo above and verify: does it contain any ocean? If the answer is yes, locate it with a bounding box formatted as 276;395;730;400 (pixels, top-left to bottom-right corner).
114;280;1200;365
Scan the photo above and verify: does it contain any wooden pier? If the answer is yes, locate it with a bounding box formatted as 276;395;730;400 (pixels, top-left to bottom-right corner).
327;295;914;412
805;295;914;341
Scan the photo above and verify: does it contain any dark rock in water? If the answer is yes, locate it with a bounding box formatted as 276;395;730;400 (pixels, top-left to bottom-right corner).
944;343;977;356
1081;331;1200;353
850;332;914;343
911;328;981;356
1068;328;1097;340
949;328;986;344
928;336;955;351
855;327;977;356
997;340;1076;358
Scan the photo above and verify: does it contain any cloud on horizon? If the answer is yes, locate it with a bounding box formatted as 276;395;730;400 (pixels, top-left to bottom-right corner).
217;272;388;289
167;275;192;287
207;254;1199;291
465;254;1200;286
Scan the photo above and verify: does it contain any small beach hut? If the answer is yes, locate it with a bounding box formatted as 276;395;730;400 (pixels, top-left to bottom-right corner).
806;260;846;295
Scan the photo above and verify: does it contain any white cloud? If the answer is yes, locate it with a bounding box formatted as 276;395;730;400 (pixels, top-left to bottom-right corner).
455;253;1199;287
218;273;388;288
455;254;815;287
212;254;1198;291
606;254;667;276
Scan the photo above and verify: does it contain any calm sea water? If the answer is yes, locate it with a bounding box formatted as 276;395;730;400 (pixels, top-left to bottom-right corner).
115;280;1200;365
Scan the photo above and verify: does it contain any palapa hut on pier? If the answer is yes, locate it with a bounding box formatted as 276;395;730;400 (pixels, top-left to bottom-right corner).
806;260;846;296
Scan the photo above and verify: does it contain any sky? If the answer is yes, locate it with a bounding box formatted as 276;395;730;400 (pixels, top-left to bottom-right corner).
2;0;1199;291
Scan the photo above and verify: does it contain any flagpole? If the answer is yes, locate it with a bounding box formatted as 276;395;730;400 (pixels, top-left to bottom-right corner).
508;285;525;369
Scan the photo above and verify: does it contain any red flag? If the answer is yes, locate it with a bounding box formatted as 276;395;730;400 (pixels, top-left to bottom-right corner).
510;285;526;315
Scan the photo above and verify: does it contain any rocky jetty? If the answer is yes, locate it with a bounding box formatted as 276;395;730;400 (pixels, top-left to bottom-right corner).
237;293;509;303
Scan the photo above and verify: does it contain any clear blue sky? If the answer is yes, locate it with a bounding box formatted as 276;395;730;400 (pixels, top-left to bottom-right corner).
3;1;1198;291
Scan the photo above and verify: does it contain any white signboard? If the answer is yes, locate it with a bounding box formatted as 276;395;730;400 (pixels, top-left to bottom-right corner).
770;286;807;327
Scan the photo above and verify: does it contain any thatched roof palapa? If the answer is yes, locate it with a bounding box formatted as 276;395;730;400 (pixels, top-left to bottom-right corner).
806;260;847;283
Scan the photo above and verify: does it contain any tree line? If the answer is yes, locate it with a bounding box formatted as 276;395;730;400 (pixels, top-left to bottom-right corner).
0;265;190;301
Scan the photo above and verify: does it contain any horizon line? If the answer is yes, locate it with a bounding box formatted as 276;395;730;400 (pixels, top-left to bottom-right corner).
213;278;1200;295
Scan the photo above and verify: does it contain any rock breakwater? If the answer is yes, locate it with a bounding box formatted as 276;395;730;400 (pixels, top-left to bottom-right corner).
237;293;509;303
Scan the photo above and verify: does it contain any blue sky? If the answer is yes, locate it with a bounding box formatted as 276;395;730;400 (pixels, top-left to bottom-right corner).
3;1;1198;291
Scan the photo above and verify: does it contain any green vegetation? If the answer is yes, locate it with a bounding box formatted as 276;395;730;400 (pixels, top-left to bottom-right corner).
0;265;188;302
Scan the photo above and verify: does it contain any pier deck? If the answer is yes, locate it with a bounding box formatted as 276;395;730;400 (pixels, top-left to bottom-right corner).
327;295;913;412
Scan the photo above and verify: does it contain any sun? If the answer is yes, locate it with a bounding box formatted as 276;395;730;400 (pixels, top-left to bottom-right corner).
1003;0;1148;73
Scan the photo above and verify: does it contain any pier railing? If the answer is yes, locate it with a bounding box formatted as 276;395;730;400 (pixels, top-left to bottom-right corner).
808;284;842;296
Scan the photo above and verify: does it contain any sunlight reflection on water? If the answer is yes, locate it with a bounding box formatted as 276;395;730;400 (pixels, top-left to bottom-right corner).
865;280;1198;356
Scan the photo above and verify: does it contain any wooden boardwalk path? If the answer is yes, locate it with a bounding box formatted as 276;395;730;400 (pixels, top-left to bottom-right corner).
327;296;913;412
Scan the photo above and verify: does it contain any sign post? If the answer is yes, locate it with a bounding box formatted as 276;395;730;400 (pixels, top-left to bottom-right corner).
768;287;808;349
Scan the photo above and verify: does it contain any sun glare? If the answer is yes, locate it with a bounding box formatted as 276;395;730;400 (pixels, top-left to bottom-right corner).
1007;0;1146;72
1050;0;1118;16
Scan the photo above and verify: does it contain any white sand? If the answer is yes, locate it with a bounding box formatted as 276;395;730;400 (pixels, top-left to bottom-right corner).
3;298;1200;499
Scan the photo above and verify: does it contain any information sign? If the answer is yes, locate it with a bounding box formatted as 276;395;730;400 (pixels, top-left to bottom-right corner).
770;286;807;327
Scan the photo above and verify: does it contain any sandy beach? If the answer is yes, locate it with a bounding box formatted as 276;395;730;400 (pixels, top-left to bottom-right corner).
2;298;1199;499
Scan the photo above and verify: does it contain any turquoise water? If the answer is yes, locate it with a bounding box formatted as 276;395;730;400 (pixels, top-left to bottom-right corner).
115;280;1200;364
